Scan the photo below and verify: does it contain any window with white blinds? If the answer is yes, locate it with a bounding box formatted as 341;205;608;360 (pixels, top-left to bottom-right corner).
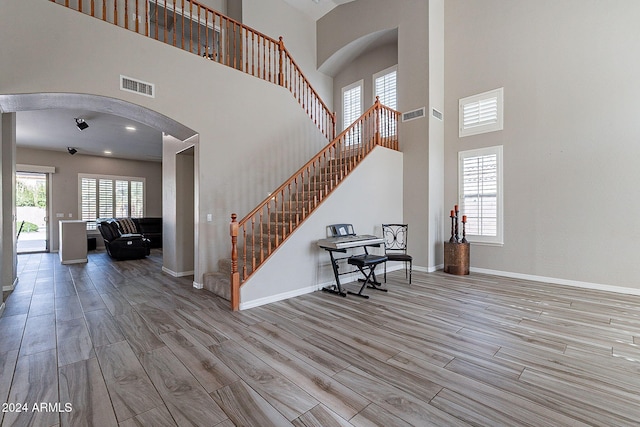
458;146;503;244
459;88;504;137
374;66;397;138
374;66;397;110
79;174;145;229
342;80;363;145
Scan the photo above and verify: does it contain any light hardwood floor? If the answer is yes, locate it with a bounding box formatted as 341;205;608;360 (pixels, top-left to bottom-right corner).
2;250;640;426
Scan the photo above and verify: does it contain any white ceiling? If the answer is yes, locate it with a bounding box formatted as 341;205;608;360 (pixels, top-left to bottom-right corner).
17;109;163;162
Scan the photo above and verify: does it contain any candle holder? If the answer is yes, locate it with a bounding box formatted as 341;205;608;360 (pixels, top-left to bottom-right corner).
461;217;467;243
454;210;459;243
449;214;456;243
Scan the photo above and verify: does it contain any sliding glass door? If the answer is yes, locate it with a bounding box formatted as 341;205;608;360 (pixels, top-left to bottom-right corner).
16;172;48;253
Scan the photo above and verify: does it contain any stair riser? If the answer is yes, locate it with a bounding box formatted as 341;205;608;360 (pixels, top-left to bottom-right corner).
203;272;231;300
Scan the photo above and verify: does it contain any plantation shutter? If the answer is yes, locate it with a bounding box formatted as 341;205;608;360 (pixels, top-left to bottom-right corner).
99;179;113;218
374;67;397;138
459;145;503;244
461;153;498;236
130;181;144;218
81;178;97;227
374;69;397;110
343;83;362;130
459;88;504;137
115;180;129;217
79;174;145;229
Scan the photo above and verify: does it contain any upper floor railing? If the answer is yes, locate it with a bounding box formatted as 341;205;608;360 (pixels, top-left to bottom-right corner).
50;0;336;139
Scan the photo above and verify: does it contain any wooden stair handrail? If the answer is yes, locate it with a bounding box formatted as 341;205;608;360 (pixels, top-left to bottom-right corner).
238;100;385;225
49;0;336;139
230;98;400;310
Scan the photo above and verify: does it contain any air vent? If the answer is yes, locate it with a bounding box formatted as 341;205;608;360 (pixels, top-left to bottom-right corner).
432;108;443;121
120;75;155;98
402;107;425;122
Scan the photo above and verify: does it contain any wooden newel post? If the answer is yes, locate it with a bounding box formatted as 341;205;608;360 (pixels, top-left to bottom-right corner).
230;213;240;311
278;36;285;87
374;96;381;146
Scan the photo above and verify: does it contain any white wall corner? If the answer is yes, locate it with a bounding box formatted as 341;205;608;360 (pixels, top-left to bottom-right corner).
2;277;18;292
162;266;195;278
192;281;203;290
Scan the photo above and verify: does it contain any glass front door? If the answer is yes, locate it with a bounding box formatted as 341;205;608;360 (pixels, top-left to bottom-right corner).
16;172;48;253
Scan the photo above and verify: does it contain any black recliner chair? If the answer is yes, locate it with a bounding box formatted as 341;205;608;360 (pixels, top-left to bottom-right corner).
97;220;150;260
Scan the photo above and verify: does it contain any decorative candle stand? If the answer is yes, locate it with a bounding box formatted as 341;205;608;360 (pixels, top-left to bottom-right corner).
444;205;470;275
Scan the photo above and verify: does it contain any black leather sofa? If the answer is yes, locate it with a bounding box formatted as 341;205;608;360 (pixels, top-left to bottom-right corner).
133;217;162;248
97;219;150;260
97;217;161;260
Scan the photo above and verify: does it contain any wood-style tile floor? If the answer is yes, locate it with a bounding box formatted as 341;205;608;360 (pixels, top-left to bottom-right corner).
2;250;640;426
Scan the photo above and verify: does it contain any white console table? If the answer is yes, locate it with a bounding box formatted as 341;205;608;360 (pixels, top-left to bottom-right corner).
59;220;88;264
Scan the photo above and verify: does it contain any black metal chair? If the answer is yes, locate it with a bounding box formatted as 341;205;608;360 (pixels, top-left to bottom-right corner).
382;224;413;284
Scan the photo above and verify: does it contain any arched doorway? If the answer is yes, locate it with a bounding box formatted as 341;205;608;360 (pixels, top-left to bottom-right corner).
0;93;199;292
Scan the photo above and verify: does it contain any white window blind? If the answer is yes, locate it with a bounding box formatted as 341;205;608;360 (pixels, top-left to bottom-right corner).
374;66;397;110
342;80;363;145
374;66;397;138
115;180;129;218
99;179;113;219
80;178;96;228
79;174;145;229
459;146;503;244
459;88;504;137
130;181;144;218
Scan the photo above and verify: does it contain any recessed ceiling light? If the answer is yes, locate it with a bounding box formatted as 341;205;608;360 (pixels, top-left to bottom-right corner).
104;150;112;155
125;126;136;131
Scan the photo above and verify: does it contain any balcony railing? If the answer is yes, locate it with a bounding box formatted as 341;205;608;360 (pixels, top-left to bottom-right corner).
50;0;336;139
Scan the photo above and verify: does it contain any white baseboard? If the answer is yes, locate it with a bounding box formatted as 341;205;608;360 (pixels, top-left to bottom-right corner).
469;267;640;297
192;281;203;289
2;277;18;292
161;267;195;278
240;283;322;310
413;264;443;274
239;266;410;311
61;258;87;265
0;302;4;317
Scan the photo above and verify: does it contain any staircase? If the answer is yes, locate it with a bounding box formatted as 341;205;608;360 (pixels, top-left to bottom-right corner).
226;99;400;309
203;156;356;301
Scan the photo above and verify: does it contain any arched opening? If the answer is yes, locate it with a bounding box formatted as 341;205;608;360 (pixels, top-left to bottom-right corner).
0;93;199;292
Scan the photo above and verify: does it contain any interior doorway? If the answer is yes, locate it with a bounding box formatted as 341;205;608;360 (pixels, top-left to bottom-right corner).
16;172;48;253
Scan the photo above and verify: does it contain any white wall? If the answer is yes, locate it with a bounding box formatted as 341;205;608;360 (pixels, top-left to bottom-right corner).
1;0;329;285
318;0;437;270
444;0;640;289
240;146;403;309
332;42;398;129
242;0;333;107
